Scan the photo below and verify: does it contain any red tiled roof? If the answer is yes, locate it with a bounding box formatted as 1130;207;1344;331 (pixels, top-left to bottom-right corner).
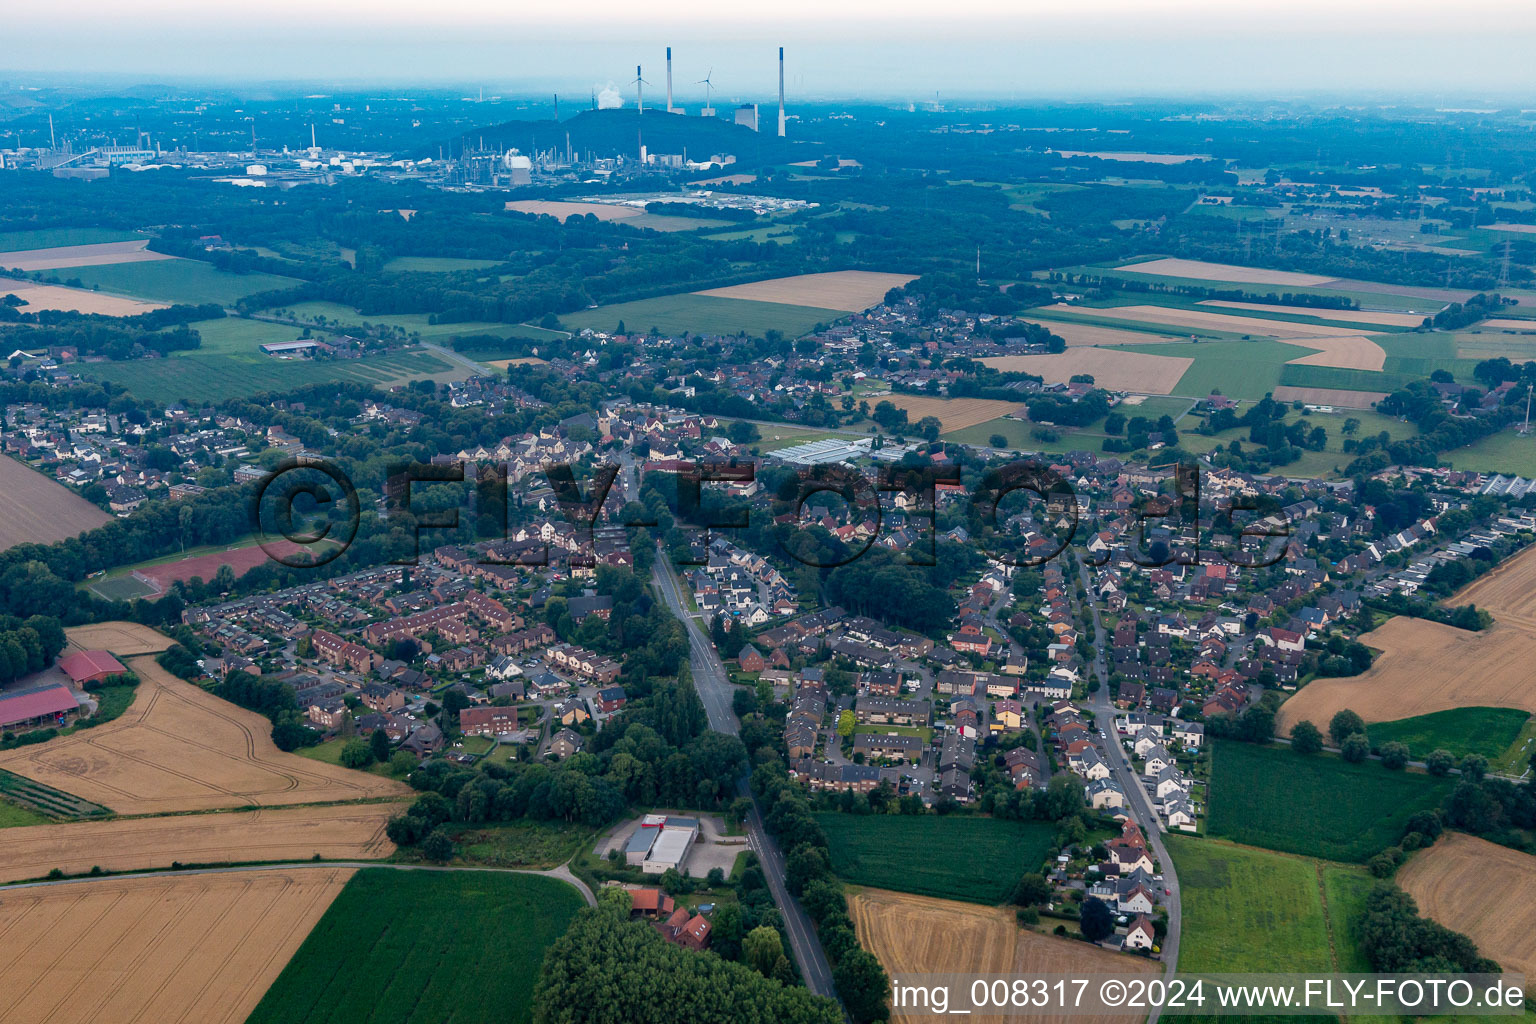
0;683;79;727
57;649;125;682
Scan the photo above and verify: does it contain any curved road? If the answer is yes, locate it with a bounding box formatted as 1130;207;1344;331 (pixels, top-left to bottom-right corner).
651;552;839;1002
1075;553;1182;1024
0;859;597;905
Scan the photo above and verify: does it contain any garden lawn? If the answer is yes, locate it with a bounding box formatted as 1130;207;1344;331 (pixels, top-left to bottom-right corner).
1205;740;1453;863
246;868;584;1024
1366;708;1531;762
814;812;1055;903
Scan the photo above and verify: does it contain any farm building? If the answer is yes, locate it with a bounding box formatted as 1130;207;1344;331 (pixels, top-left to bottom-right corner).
57;649;125;685
259;340;320;357
626;814;701;875
0;682;82;730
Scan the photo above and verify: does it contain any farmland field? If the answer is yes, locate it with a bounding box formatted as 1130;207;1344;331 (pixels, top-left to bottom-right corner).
0;802;401;882
1270;385;1388;409
1398;833;1536;978
382;256;503;272
694;270;916;311
62;620;175;655
247;868;585;1024
1446;427;1536;477
0;226;147;252
1;277;168;315
75;348;462;404
848;887;1157;1024
0;454;111;550
560;292;840;338
60;257;301;305
1365;707;1531;761
0;238;172;272
1167;834;1372;972
816;812;1055;903
1205;741;1452;863
1276;363;1406;393
0;867;355;1024
1115;257;1338;287
1197;299;1427;329
867;393;1024;432
0;648;408;815
981;349;1194;394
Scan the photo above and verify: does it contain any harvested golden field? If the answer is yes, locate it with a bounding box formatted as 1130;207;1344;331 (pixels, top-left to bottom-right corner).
1487;223;1536;235
1198;300;1427;328
871;394;1024;432
0;654;408;814
850;888;1157;1023
981;349;1193;395
0;239;171;272
0;803;400;883
483;356;548;370
0;279;168;315
63;620;175;656
1083;304;1376;341
1116;258;1337;287
0;455;111;551
1277;547;1536;734
1271;386;1388;409
1285;336;1388;371
1037;321;1188;347
1479;318;1536;331
1398;833;1536;979
505;199;643;222
0;867;354;1024
694;271;917;312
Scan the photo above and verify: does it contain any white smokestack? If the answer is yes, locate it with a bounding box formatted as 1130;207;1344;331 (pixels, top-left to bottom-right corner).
777;47;786;137
636;66;643;115
667;47;673;113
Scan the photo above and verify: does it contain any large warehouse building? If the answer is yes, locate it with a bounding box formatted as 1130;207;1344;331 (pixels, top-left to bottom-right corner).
623;814;701;875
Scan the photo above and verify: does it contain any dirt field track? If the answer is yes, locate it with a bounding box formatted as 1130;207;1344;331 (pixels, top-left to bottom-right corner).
1398;833;1536;980
505;199;644;222
0;239;170;272
1116;258;1337;287
1198;300;1426;328
0;803;400;883
0;278;168;316
1278;545;1536;733
1271;386;1387;410
0;868;353;1024
63;621;175;656
871;394;1024;433
849;888;1156;1023
0;455;111;551
981;349;1193;395
0;651;408;815
695;271;917;312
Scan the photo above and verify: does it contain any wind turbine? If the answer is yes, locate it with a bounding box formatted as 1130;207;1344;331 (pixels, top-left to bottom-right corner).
697;69;716;117
632;65;648;114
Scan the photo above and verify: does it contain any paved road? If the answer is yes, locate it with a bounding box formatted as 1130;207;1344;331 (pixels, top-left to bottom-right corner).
652;551;839;1002
1075;553;1181;1024
0;859;597;906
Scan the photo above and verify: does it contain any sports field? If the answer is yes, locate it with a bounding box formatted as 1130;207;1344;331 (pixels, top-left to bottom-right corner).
694;270;916;312
0;868;355;1024
848;887;1157;1024
560;292;839;338
0;454;111;551
0;802;401;882
60;257;301;306
247;868;585;1024
816;812;1056;903
1365;707;1531;762
0;650;408;815
981;349;1194;394
1167;834;1373;973
1398;833;1536;979
86;537;318;600
1205;740;1452;863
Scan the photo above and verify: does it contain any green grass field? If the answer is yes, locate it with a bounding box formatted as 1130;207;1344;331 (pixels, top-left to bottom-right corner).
434;819;600;869
1445;427;1536;477
296;738;399;778
1366;707;1531;761
58;258;300;306
561;293;841;339
382;256;504;273
815;812;1055;903
275;300;558;342
704;225;799;244
1276;364;1411;393
1120;339;1315;400
1206;741;1453;862
75;348;462;405
1168;834;1371;972
0;227;148;252
0;798;51;828
246;868;584;1024
1060;260;1456;312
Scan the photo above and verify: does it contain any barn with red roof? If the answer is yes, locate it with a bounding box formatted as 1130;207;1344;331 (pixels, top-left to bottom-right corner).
57;650;126;685
0;683;81;730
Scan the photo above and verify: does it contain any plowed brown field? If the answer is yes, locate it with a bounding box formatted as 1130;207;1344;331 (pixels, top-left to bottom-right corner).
694;271;917;312
849;887;1156;1023
981;349;1193;394
0;868;353;1024
1278;544;1536;733
0;802;401;883
0;455;111;550
0;653;407;814
1397;833;1536;980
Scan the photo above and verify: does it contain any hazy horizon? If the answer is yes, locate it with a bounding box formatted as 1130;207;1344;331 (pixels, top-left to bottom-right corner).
7;0;1536;100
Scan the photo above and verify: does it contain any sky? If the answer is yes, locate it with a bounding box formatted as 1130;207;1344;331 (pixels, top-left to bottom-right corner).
6;0;1536;99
